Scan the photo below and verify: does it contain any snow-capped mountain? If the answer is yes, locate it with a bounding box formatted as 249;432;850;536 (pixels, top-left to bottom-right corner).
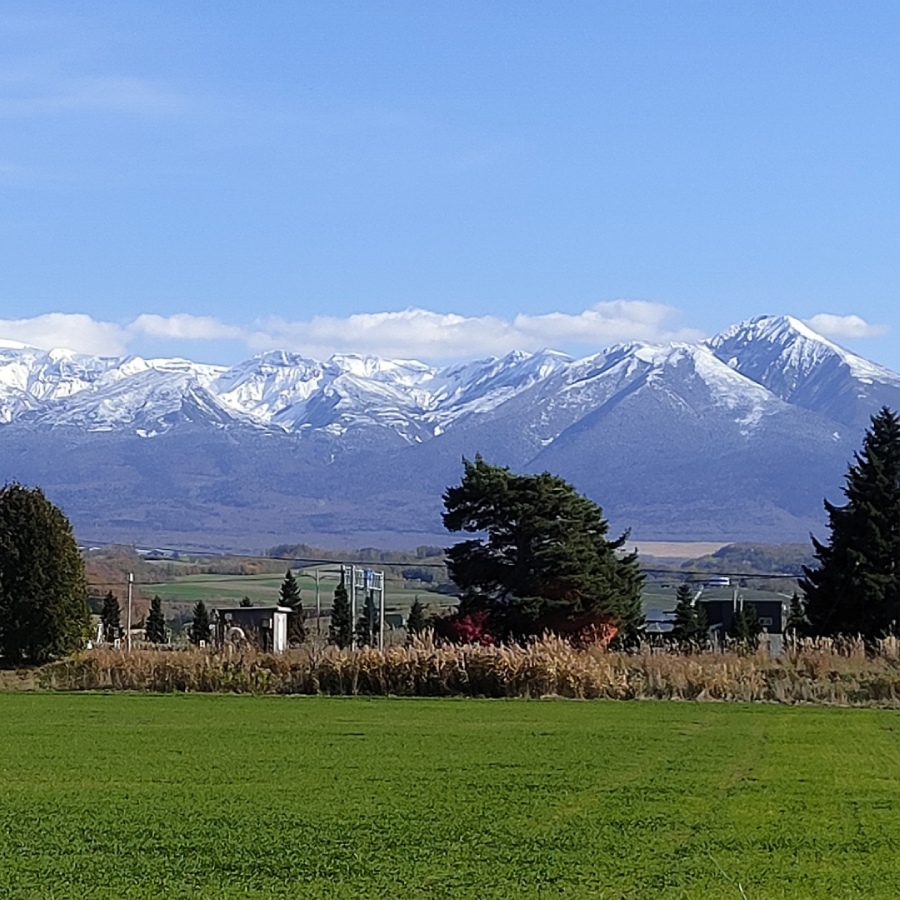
0;315;896;549
708;315;900;428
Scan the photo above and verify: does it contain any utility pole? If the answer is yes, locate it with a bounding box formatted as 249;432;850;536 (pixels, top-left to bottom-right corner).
126;572;134;652
378;581;385;650
350;565;357;650
315;568;321;636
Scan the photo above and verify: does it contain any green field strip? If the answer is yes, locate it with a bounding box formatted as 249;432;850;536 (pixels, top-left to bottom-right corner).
1;696;899;897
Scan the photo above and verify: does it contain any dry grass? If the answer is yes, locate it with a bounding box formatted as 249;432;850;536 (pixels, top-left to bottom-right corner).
31;634;900;705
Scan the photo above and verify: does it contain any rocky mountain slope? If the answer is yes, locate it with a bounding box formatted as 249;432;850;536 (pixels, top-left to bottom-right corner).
0;315;895;551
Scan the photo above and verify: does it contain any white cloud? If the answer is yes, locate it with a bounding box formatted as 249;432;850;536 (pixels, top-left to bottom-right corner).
511;301;704;348
0;302;704;363
0;313;129;356
250;301;703;361
129;313;243;342
803;313;889;339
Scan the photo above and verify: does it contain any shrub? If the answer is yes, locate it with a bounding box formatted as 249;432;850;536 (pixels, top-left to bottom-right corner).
33;635;900;706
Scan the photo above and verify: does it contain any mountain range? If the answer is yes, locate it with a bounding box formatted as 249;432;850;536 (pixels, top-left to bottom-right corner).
1;314;898;552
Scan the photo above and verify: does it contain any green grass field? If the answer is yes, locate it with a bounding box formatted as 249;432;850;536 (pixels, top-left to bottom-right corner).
2;696;900;898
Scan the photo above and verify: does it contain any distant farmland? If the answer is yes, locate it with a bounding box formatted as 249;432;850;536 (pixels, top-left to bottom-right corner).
138;568;793;613
139;568;452;637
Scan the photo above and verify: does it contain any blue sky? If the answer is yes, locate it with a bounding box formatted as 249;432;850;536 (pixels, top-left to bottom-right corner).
1;2;899;369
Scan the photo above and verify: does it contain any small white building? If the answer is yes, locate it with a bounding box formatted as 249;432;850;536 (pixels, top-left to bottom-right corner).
214;606;291;653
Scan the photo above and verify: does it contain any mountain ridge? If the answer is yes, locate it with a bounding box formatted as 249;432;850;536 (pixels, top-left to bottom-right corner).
0;315;894;550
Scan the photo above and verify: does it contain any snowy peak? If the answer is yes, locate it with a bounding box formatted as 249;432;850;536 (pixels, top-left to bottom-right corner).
577;340;784;424
0;315;898;439
710;315;849;379
708;315;900;426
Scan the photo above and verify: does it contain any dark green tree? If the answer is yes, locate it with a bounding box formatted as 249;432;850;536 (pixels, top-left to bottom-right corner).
406;596;427;638
800;407;900;639
356;590;378;647
785;591;807;640
670;583;707;648
443;456;644;642
328;572;352;649
189;600;211;646
145;595;167;644
728;603;762;650
100;591;121;642
239;596;253;608
0;483;90;664
278;569;307;646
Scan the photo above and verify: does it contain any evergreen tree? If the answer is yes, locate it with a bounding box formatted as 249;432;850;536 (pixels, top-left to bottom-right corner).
0;482;91;664
785;592;807;640
189;600;211;646
670;583;707;648
145;595;167;643
100;591;121;642
728;603;762;650
278;569;307;646
406;597;427;638
800;407;900;639
356;590;378;647
443;456;644;642
239;596;253;607
328;572;352;649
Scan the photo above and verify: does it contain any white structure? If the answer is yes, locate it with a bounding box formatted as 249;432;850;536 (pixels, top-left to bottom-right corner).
214;606;291;653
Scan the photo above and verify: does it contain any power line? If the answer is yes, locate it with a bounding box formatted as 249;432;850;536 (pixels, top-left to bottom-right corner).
642;567;803;580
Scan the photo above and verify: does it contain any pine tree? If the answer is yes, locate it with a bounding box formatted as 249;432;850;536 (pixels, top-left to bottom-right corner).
801;407;900;639
785;592;807;640
278;569;307;646
189;600;211;646
0;483;91;664
328;572;352;649
406;597;427;638
670;583;706;648
443;456;644;642
729;603;762;650
356;591;378;647
100;591;121;642
145;595;167;643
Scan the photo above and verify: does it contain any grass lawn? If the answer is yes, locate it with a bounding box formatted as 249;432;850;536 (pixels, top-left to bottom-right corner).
2;695;900;898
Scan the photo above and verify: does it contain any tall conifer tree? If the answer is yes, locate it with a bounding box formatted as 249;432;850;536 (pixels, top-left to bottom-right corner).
728;604;762;650
145;595;167;643
100;591;121;642
801;407;900;639
278;569;307;645
671;583;706;648
406;597;427;638
356;590;378;647
189;600;211;646
328;572;352;649
785;592;807;640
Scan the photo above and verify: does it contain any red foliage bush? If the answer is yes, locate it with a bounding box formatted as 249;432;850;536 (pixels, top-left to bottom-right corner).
441;610;495;645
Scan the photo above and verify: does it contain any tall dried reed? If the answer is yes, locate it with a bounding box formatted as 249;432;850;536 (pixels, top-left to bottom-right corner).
36;635;900;705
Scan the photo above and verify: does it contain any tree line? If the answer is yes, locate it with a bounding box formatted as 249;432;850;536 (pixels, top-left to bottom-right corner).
3;406;900;664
